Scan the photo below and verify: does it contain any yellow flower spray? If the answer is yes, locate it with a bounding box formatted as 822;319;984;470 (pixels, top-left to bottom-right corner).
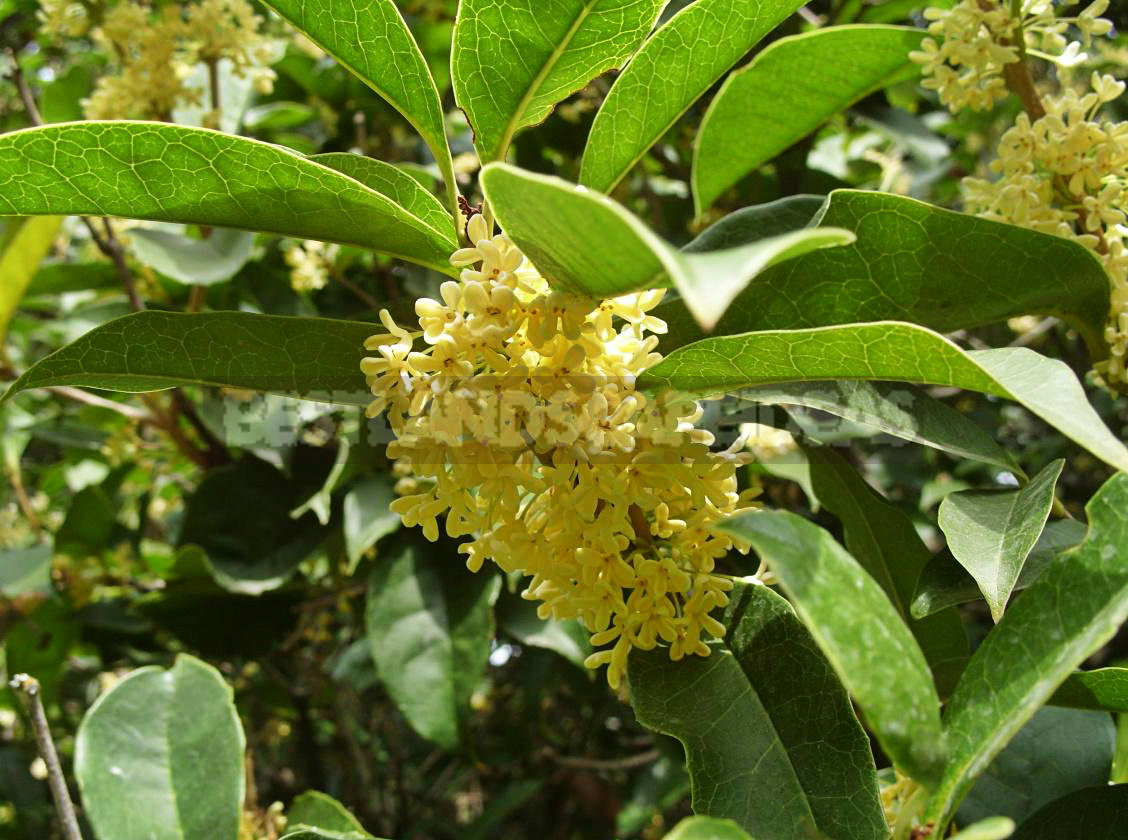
912;0;1128;384
362;215;757;688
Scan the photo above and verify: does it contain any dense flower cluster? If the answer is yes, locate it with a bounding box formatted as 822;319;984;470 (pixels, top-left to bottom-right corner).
285;240;336;293
911;0;1112;112
362;215;756;688
38;0;275;122
912;1;1128;384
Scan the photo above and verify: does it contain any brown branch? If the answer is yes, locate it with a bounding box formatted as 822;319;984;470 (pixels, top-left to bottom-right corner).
3;462;42;536
5;50;43;125
542;747;660;772
47;386;150;420
9;675;85;840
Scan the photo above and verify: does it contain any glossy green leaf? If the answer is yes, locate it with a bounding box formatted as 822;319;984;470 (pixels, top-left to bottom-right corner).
912;520;1087;619
1049;668;1128;713
496;595;591;668
260;0;457;214
178;457;326;595
365;541;501;748
74;654;245;840
717;511;946;786
129;227;254;286
452;0;667;162
628;583;886;839
639;322;1128;475
658;190;1112;356
287;791;368;834
924;473;1128;830
0;215;63;345
683;195;825;252
343;475;401;568
803;445;968;691
579;0;805;192
740;380;1019;474
1010;785;1128;840
0;122;457;273
310;153;454;242
1;311;373;405
957;707;1115;826
938;460;1064;623
662;816;755;840
481;163;852;329
693;26;925;212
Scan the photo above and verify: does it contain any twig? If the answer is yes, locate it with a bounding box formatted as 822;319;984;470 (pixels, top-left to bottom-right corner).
47;386;150;421
5;50;43;125
3;462;42;536
9;675;85;840
542;747;659;772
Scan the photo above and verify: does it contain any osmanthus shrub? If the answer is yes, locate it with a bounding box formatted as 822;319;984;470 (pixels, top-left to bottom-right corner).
1;1;1128;839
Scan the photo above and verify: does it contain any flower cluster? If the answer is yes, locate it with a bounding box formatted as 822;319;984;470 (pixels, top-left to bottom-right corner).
41;0;277;122
911;0;1113;112
913;1;1128;385
285;240;336;293
362;215;756;688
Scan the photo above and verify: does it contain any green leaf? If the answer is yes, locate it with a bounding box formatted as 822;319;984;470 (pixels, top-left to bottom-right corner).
0;543;52;597
682;195;826;252
628;583;887;839
310;153;454;242
803;445;968;691
281;831;374;840
1010;785;1128;840
912;520;1087;619
56;486;118;556
27;262;120;295
717;511;946;786
1049;668;1128;713
0;122;457;273
343;475;401;569
129;227;254;286
924;473;1128;830
365;541;501;748
662;816;755;840
639;322;1128;475
949;818;1016;840
938;460;1064;623
481;163;852;329
579;0;805;192
740;380;1019;474
693;25;925;212
658;190;1113;356
956;707;1115;827
74;654;245;840
496;594;591;668
178;457;326;595
452;0;667;162
0;215;63;345
1;311;373;405
260;0;457;214
287;791;368;834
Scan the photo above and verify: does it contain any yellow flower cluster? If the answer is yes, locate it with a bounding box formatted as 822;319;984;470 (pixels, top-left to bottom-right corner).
37;0;89;38
910;0;1113;112
284;240;336;293
59;0;275;122
913;0;1128;385
362;215;756;688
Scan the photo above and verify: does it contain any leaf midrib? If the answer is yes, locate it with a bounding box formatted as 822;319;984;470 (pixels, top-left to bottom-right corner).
491;1;601;161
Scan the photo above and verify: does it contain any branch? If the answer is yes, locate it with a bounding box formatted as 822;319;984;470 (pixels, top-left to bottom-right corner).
541;747;659;772
9;675;85;840
5;49;43;125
